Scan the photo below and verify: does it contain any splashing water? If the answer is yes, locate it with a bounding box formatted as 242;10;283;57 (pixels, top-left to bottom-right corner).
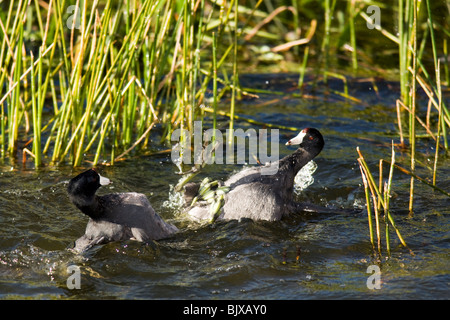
162;184;185;212
293;160;317;194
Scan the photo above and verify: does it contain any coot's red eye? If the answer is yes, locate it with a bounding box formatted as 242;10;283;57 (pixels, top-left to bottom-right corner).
309;136;314;140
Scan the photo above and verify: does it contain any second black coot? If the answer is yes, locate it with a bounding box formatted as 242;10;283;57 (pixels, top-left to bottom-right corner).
186;127;325;222
67;169;178;252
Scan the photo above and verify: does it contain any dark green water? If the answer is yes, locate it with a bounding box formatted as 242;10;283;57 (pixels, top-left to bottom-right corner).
0;76;449;299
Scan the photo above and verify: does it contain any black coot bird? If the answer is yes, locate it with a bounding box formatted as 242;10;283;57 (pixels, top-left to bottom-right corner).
186;128;326;222
68;169;178;252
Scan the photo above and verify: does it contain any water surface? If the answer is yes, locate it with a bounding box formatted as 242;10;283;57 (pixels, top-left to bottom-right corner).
0;75;449;299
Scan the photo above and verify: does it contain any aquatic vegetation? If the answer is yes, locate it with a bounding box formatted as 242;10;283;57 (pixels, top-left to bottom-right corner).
0;0;238;166
0;0;448;254
355;0;449;255
0;0;447;165
357;145;410;257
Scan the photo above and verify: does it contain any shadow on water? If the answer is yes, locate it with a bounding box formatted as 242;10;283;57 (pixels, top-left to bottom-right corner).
0;76;449;299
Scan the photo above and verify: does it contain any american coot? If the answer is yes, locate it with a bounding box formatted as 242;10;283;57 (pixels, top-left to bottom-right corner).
186;128;326;222
67;169;178;252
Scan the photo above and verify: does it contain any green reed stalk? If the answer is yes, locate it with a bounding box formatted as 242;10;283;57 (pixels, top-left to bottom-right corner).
37;48;44;163
0;99;4;158
298;46;309;90
378;159;383;212
424;0;438;75
384;143;396;255
137;36;152;141
36;22;57;122
432;61;441;186
384;182;390;255
9;24;24;156
181;0;190;132
30;52;38;164
359;163;374;250
193;0;206;118
0;0;12;157
212;32;218;147
398;0;410;105
348;0;357;71
227;0;238;144
321;0;336;83
187;0;196;131
29;48;44;167
443;39;449;87
0;1;14;103
124;70;137;147
322;0;330;83
397;0;407;152
408;0;418;215
54;0;71;79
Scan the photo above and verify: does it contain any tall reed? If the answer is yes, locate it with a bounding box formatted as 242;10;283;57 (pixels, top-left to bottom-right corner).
0;0;242;167
408;0;418;214
357;146;411;256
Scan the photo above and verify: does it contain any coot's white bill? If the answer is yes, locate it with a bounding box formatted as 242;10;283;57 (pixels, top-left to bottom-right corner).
286;130;307;146
99;174;111;186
